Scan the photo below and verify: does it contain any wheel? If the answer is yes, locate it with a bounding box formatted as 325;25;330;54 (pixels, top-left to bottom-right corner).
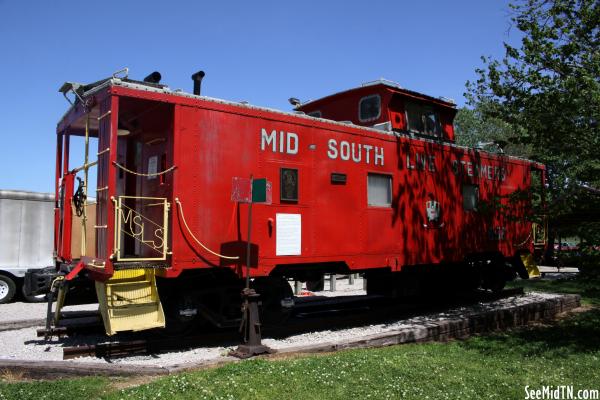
160;292;203;337
251;277;294;324
488;276;506;294
483;267;506;293
22;286;47;303
0;275;17;304
306;276;325;292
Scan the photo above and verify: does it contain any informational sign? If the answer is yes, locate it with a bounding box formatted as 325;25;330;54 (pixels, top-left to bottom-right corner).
231;177;272;204
276;213;301;256
231;177;252;203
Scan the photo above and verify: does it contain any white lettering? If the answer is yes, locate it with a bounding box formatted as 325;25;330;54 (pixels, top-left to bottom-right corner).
261;128;277;152
351;143;362;163
340;141;350;161
406;154;414;169
324;138;383;166
451;159;506;181
452;160;459;174
429;155;436;172
363;145;372;164
416;153;426;170
327;139;338;159
260;128;299;155
374;147;384;166
287;132;298;154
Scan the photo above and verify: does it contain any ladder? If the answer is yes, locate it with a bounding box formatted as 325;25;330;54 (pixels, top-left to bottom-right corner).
96;269;165;335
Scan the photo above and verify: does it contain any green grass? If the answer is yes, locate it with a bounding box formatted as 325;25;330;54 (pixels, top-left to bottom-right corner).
508;275;600;306
1;277;598;400
0;377;110;400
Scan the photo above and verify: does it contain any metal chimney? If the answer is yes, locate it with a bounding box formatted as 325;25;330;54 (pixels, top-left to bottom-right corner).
143;71;162;84
191;71;205;95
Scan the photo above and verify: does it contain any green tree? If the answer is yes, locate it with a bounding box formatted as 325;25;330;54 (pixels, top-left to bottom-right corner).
454;106;532;157
466;0;600;247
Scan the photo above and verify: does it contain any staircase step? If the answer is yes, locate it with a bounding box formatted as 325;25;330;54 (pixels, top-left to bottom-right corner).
96;268;165;335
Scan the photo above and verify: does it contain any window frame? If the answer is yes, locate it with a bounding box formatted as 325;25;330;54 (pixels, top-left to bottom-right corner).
358;94;382;123
280;167;299;203
462;184;479;211
404;101;442;137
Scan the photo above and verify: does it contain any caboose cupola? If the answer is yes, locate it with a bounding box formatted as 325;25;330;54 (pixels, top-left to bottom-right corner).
295;79;457;142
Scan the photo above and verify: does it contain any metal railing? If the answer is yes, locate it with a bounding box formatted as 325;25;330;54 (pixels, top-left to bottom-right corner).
114;196;170;261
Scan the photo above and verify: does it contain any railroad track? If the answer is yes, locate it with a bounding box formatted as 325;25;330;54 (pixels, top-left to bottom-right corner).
60;287;524;360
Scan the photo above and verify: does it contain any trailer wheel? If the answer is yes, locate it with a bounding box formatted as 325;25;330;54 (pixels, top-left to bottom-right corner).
22;286;47;303
0;275;16;304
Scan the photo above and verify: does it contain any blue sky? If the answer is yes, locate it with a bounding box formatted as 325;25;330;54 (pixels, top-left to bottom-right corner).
0;0;519;193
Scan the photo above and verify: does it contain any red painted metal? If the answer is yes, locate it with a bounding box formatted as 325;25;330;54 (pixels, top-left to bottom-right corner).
65;261;85;281
56;172;74;262
53;133;63;260
53;78;543;282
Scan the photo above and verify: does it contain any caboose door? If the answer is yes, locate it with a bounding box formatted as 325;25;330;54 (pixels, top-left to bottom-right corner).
109;98;174;263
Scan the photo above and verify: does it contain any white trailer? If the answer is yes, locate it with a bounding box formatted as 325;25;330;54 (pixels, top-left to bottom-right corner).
0;190;54;303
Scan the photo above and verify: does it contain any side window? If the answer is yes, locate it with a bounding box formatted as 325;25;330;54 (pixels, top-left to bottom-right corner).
359;95;381;122
280;168;298;202
462;184;479;211
405;102;441;137
307;110;322;118
367;173;392;207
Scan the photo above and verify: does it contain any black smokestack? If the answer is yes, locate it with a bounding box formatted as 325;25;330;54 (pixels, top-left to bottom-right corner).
143;71;162;84
191;70;205;95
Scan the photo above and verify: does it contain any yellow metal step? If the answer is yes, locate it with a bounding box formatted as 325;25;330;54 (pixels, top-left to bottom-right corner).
96;268;165;335
521;252;541;278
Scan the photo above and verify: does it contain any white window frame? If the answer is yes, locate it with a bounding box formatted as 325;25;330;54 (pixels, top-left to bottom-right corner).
367;172;392;207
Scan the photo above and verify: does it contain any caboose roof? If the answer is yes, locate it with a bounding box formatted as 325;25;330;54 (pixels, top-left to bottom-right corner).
296;79;457;111
56;75;542;169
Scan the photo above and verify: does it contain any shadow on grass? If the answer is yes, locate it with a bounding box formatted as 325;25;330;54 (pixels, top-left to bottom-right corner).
508;276;600;306
465;276;600;358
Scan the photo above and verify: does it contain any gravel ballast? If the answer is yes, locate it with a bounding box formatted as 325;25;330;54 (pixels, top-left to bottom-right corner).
0;302;98;324
0;291;572;369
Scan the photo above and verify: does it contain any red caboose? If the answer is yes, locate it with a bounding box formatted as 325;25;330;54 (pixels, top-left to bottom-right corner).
44;70;545;335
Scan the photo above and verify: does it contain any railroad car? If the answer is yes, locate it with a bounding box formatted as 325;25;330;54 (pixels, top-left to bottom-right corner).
34;69;547;335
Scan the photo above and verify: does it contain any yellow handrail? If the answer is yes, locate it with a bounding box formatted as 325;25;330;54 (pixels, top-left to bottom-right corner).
175;198;239;260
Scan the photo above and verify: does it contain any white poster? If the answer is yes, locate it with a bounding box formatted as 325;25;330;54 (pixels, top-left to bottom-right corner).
276;213;301;256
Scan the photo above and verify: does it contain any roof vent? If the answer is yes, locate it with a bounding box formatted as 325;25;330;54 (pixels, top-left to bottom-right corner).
361;79;402;89
191;70;205;96
144;71;162;84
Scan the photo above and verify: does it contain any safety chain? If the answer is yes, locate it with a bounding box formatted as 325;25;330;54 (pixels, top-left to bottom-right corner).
513;231;532;247
113;162;176;177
